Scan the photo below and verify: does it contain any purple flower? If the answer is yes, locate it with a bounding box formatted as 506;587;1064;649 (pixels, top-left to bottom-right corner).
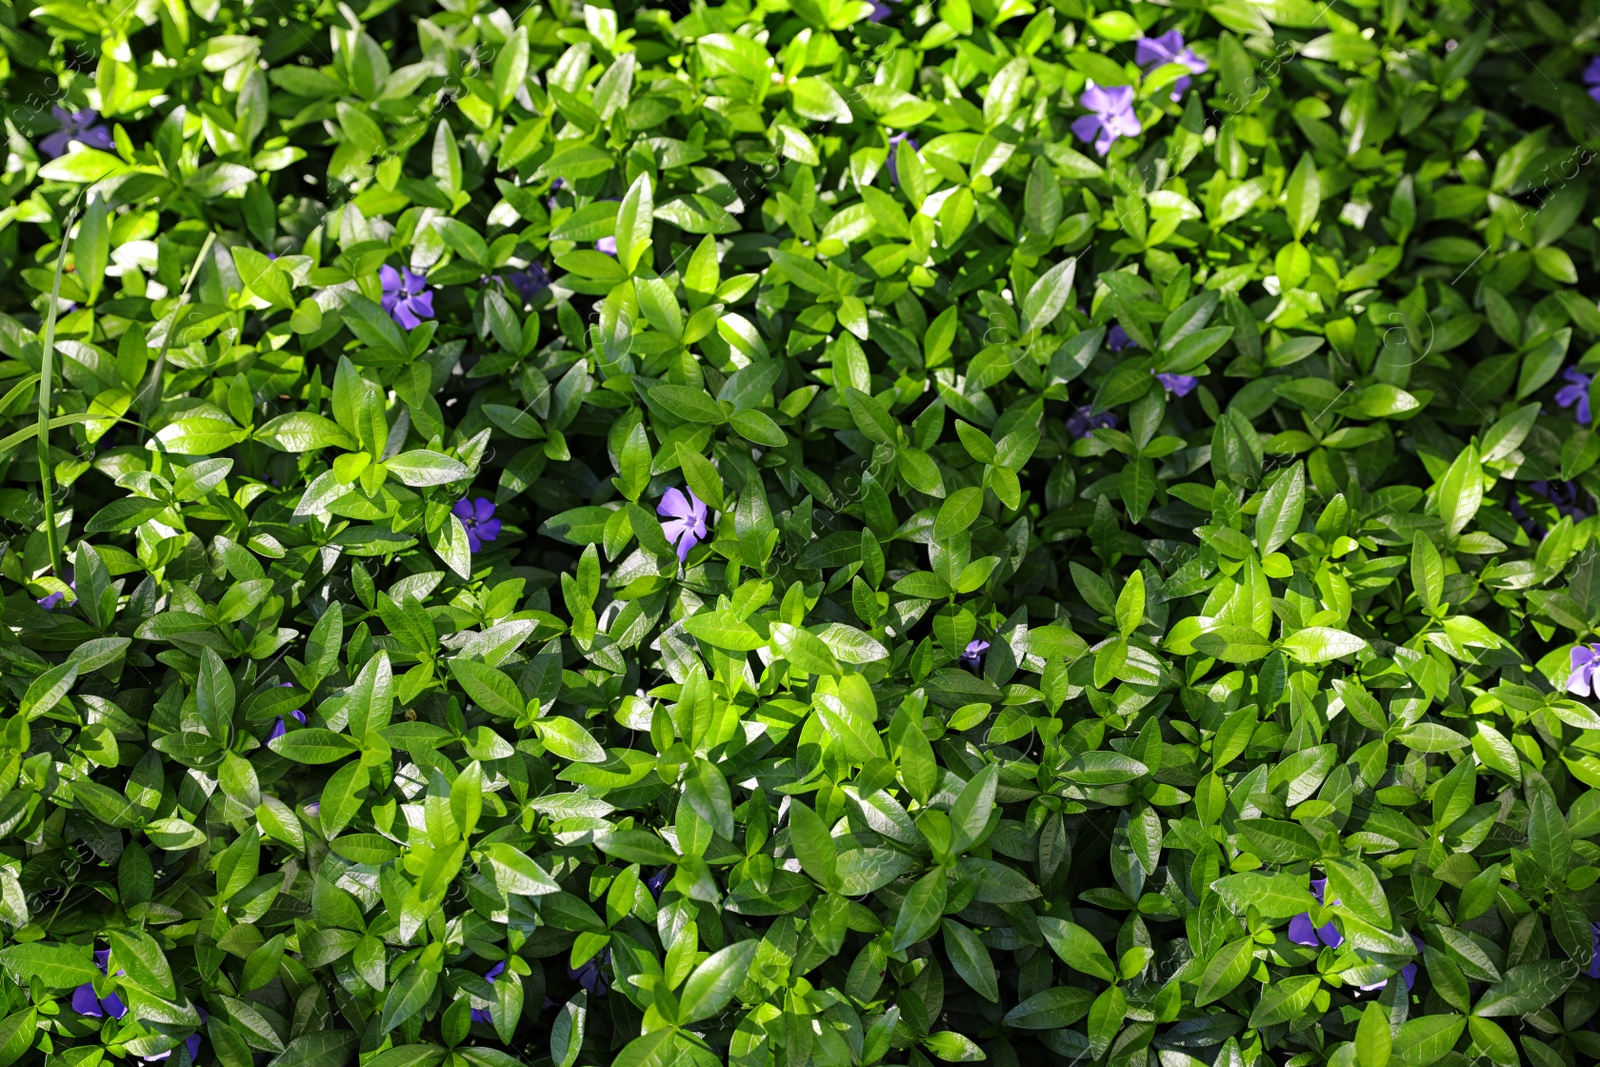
1587;922;1600;979
40;107;114;160
140;1036;201;1064
595;235;618;256
38;580;75;610
1586;58;1600;104
379;265;435;330
547;178;564;209
646;867;673;901
1556;366;1593;426
1357;934;1423;993
71;949;128;1019
1287;878;1343;949
268;709;307;741
1533;480;1590;522
657;488;709;563
1106;324;1136;351
1071;83;1141;156
1511;481;1592;533
1067;405;1118;440
868;0;893;20
568;949;610;997
1156;372;1199;397
959;639;989;671
887;132;919;186
504;263;551;302
1570;645;1599;698
1135;30;1208;102
453;497;502;553
471;961;507;1023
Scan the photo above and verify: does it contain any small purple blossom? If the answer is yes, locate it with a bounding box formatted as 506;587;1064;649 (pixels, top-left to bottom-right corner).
547;178;565;209
1106;324;1136;351
1156;372;1199;397
268;709;307;741
38;579;75;610
1287;878;1343;949
1511;480;1592;533
1570;645;1600;698
1071;83;1141;157
959;639;989;671
40;107;114;160
1357;934;1423;993
504;263;551;302
887;132;919;186
1587;922;1600;979
71;949;127;1020
471;961;507;1023
868;0;894;22
379;265;435;330
568;949;610;997
658;487;709;563
140;1036;201;1064
453;497;502;553
1067;405;1118;440
595;235;618;256
1135;30;1208;102
646;867;672;901
1556;366;1593;426
1586;58;1600;105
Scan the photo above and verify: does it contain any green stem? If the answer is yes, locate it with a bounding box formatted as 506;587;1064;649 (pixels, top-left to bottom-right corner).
138;229;218;422
37;195;85;579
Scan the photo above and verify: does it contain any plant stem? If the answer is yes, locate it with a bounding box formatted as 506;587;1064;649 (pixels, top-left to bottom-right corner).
138;229;218;422
37;195;84;579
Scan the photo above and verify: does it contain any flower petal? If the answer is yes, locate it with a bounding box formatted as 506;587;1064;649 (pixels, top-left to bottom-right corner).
658;488;691;520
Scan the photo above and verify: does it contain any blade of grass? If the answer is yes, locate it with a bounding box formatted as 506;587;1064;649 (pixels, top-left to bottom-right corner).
137;229;217;422
37;194;84;579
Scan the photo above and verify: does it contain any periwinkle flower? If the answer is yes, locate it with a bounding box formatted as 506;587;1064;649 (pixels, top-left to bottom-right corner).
868;0;895;22
1106;324;1135;352
1556;366;1593;426
70;949;127;1019
38;580;75;611
1586;58;1600;105
470;961;506;1023
568;949;611;997
1511;481;1591;534
141;1036;201;1064
547;178;565;209
1570;645;1600;698
1156;372;1199;397
40;107;114;160
379;265;435;330
887;132;919;186
1586;921;1600;979
504;263;551;302
959;639;989;671
1071;83;1141;156
646;867;672;901
1287;878;1343;949
453;497;501;552
268;709;307;741
1534;480;1590;522
1067;405;1118;439
1135;30;1208;102
595;235;618;256
1357;934;1422;993
657;488;709;563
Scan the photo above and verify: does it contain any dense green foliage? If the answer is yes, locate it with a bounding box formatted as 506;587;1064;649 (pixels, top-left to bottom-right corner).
10;0;1600;1065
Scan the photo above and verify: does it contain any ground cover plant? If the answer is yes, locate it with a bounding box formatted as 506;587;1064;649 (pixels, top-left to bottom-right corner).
9;0;1600;1064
